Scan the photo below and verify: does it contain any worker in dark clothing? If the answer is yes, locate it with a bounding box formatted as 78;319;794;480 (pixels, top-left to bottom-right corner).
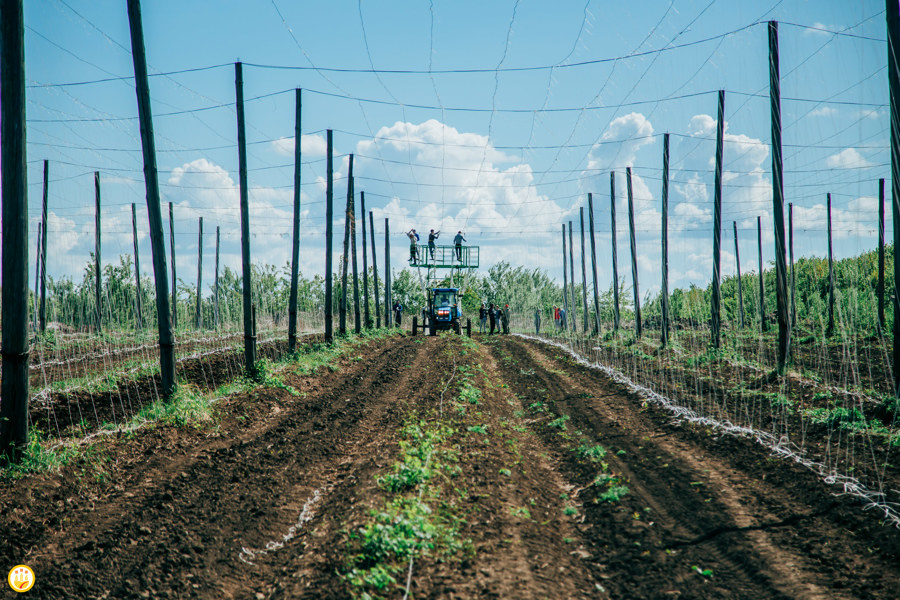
428;229;440;260
479;303;488;333
488;302;497;334
393;301;402;327
493;304;503;335
502;304;510;334
534;309;541;334
453;231;466;261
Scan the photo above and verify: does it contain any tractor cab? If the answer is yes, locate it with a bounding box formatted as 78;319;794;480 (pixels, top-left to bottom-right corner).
429;288;461;334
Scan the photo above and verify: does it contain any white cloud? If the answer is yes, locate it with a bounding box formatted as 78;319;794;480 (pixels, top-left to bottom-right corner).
825;148;873;169
809;106;838;118
271;133;328;157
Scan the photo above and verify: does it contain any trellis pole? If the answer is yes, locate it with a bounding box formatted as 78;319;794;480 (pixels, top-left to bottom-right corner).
195;217;203;329
340;155;353;336
126;0;175;397
609;174;620;332
384;218;392;327
580;208;589;333
235;61;256;373
40;159;49;332
288;88;302;352
588;193;602;334
826;194;835;336
734;222;745;329
626;167;642;339
325;130;334;343
215;226;220;330
758;216;767;332
94;171;103;332
661;133;670;347
361;192;372;328
711;90;725;348
568;221;577;332
132;203;143;329
561;224;570;329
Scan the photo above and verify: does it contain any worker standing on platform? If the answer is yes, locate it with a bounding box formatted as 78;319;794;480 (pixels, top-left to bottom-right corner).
428;229;440;260
453;231;466;261
406;229;420;265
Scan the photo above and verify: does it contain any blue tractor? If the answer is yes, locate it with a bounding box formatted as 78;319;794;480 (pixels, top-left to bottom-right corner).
412;287;471;336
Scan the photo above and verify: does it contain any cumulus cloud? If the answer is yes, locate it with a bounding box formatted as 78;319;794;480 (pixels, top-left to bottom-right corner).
355;119;562;266
810;106;838;118
271;133;328;157
825;148;872;169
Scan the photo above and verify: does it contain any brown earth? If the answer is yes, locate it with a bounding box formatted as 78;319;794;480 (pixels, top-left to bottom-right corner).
1;333;898;599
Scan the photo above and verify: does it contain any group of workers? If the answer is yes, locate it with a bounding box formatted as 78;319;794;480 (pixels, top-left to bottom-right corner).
479;302;510;335
406;229;467;264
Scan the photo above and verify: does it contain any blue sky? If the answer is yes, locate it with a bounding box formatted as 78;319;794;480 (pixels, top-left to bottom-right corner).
21;0;888;300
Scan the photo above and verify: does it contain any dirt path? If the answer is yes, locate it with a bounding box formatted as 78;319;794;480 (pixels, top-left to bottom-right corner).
485;334;900;599
2;333;898;599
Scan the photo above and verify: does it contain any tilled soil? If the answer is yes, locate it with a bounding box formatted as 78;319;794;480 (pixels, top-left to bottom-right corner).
1;333;898;599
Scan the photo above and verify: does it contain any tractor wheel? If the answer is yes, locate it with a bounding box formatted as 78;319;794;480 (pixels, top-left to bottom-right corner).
465;318;472;337
412;316;418;336
429;319;437;336
454;320;461;335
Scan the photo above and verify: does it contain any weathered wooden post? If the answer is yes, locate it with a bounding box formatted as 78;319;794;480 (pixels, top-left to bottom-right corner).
878;178;885;330
580;207;588;333
626;167;642;338
561;224;570;330
33;224;41;331
361;192;372;328
40;159;49;332
0;0;31;461
826;194;835;336
131;203;144;329
588;193;602;334
324;130;334;343
195;217;203;329
235;61;256;373
769;21;791;370
370;210;381;328
126;0;175;397
288;88;302;352
711;90;725;348
384;218;392;326
215;226;220;330
340;155;354;336
789;202;796;327
350;172;361;335
758;216;767;332
169;202;177;330
568;221;577;332
889;0;900;393
609;173;620;331
94;171;103;332
734;222;745;329
661;133;670;347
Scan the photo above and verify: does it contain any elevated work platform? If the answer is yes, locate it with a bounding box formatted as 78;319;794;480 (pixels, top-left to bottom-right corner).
408;245;479;269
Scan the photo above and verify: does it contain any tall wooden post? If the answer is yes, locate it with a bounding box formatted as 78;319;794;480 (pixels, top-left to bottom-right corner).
626;167;642;338
734;222;745;329
568;221;576;332
324;130;334;343
0;0;31;461
195;217;203;329
361;192;371;328
40;159;49;332
370;210;381;328
350;167;361;335
384;218;392;326
888;0;900;392
711;90;725;348
661;133;670;347
235;61;256;373
288;88;302;352
340;155;353;336
826;194;835;335
789;202;796;327
561;224;570;329
215;226;220;330
878;178;886;330
758;216;767;332
169;202;177;330
34;224;41;332
94;171;103;332
131;203;143;329
588;192;602;334
769;21;791;369
126;0;175;397
580;207;589;333
609;173;620;331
